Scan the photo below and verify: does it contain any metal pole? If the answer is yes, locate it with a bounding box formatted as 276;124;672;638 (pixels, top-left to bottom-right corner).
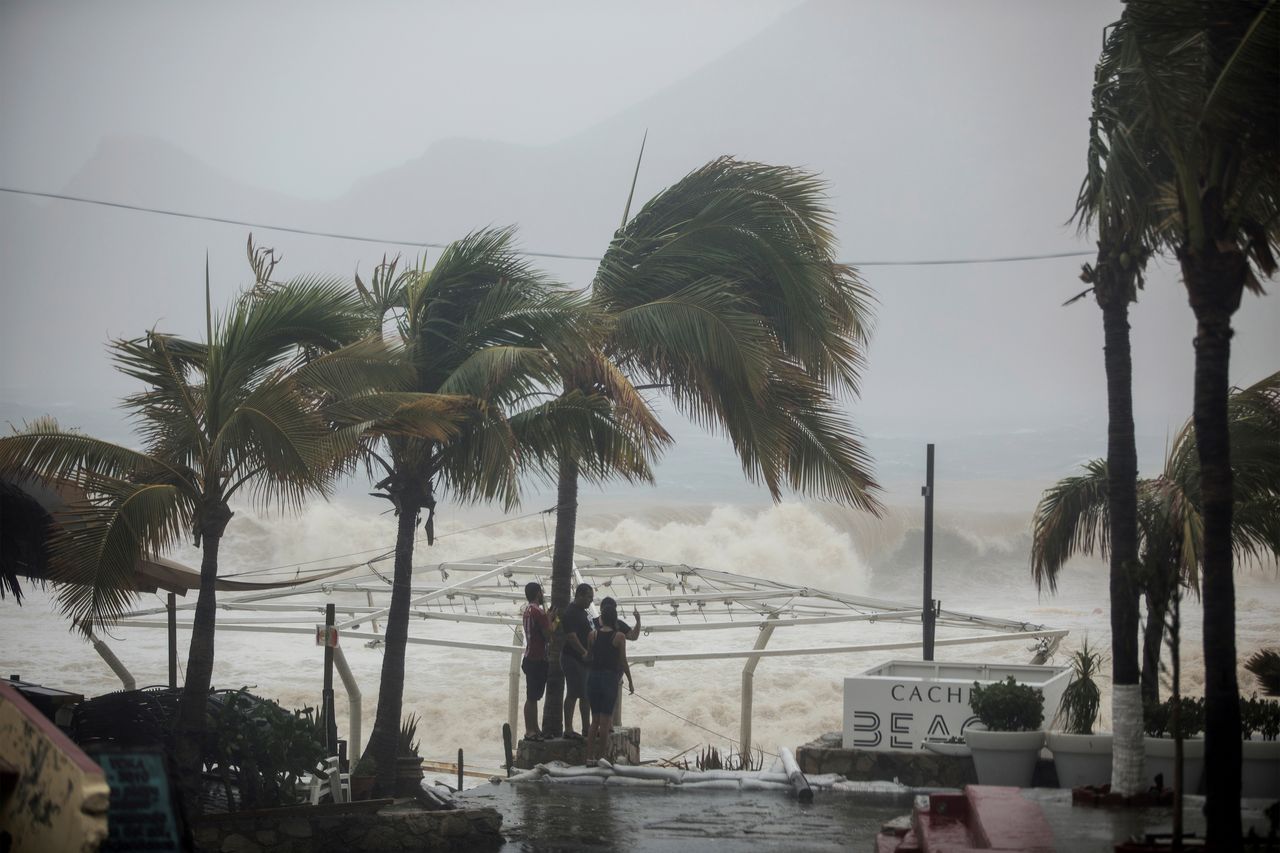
167;593;178;688
90;632;136;690
739;616;778;759
323;603;338;756
333;645;361;762
508;627;522;740
922;443;936;661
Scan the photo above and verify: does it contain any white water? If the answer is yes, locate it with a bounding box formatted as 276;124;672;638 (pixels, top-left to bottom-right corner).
4;492;1277;773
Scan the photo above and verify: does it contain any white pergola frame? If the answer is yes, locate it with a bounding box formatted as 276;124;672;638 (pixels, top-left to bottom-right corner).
106;544;1067;759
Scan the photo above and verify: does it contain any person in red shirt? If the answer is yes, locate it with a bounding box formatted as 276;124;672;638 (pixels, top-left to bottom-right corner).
521;581;554;741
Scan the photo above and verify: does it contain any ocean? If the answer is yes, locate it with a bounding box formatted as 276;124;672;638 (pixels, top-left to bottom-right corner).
4;447;1277;774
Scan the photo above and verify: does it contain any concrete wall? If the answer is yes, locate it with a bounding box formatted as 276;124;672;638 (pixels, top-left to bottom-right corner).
515;726;640;769
796;732;978;789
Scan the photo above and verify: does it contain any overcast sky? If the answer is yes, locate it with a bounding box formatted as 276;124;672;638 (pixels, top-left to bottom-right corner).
2;0;1277;509
1;0;802;197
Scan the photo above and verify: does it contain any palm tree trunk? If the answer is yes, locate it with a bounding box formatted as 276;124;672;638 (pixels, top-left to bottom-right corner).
1140;590;1166;707
1101;292;1144;795
366;499;420;795
1182;244;1245;848
174;501;232;818
541;455;579;736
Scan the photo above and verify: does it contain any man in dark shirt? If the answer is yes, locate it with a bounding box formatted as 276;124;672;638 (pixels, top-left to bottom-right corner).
559;583;593;739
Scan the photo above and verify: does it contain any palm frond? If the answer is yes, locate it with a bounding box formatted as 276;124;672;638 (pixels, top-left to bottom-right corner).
0;419;188;492
49;478;193;632
1031;459;1110;592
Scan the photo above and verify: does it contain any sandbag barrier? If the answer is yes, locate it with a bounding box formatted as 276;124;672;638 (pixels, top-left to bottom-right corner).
499;754;914;799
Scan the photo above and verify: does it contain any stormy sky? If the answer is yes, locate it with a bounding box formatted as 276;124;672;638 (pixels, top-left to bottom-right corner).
2;0;1277;506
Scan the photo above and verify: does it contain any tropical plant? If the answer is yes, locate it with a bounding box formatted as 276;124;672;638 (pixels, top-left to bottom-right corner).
398;713;421;757
542;156;882;733
1056;641;1107;735
1033;372;1280;698
1097;2;1279;842
0;269;427;814
1070;12;1171;797
969;677;1044;733
1245;649;1280;697
348;229;637;794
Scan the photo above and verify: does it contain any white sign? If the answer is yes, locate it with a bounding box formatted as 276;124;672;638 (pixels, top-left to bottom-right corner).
843;659;1071;752
314;625;339;648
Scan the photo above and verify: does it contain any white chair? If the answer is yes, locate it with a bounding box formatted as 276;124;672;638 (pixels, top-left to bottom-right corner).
306;756;350;804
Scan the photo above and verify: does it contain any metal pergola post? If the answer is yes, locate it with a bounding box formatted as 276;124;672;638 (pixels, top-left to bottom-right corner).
507;626;523;739
333;644;362;761
739;615;778;760
90;632;136;691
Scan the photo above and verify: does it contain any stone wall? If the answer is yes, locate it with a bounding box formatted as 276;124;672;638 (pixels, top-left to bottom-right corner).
192;800;503;853
515;726;640;769
796;732;978;789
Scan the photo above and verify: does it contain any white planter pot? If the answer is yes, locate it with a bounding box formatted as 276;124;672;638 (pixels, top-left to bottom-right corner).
965;729;1045;787
1143;736;1204;794
1242;739;1280;799
1046;732;1112;789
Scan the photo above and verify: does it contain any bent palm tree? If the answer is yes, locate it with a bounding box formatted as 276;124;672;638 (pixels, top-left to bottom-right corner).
542;158;882;733
353;228;650;793
0;274;445;814
1070;18;1170;796
1102;3;1279;839
1032;370;1280;707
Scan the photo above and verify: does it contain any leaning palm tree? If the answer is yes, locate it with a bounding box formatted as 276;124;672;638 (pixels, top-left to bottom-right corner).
1032;370;1280;713
541;158;882;734
352;228;653;793
0;273;446;814
1102;3;1279;839
1069;17;1171;796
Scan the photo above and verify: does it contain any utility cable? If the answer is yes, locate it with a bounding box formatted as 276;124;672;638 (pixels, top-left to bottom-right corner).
629;690;778;758
0;185;1094;267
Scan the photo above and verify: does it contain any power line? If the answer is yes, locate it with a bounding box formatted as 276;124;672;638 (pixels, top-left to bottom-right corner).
0;185;1093;268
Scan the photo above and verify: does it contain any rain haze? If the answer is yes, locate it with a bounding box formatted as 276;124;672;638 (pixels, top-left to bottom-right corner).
2;0;1278;509
4;1;1280;789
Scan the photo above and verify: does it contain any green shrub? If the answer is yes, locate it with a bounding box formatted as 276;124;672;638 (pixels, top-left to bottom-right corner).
970;677;1044;732
1142;696;1205;738
1241;694;1280;741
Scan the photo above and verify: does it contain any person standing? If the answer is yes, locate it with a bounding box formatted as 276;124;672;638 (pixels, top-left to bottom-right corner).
558;583;593;740
520;582;553;741
585;597;629;764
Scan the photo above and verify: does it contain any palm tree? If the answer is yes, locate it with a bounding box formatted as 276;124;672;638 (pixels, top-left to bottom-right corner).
1032;370;1280;712
0;272;423;814
1069;18;1170;796
541;158;882;733
1100;3;1279;839
351;228;649;793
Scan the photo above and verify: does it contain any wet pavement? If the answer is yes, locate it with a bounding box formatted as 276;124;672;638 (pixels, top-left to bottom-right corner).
459;782;1279;852
459;780;913;851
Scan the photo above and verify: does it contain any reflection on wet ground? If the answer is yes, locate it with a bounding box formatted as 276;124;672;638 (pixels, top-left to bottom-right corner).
459;781;912;851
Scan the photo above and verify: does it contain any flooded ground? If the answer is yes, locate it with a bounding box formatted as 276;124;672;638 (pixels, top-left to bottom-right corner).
460;783;1278;852
460;781;912;851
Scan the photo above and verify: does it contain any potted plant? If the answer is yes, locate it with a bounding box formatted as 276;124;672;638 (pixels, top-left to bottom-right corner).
395;713;425;796
1046;642;1112;789
1240;694;1280;799
350;754;378;801
1143;695;1205;794
964;676;1046;786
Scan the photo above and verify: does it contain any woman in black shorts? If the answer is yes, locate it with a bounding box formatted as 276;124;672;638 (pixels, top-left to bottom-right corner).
585;597;628;764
